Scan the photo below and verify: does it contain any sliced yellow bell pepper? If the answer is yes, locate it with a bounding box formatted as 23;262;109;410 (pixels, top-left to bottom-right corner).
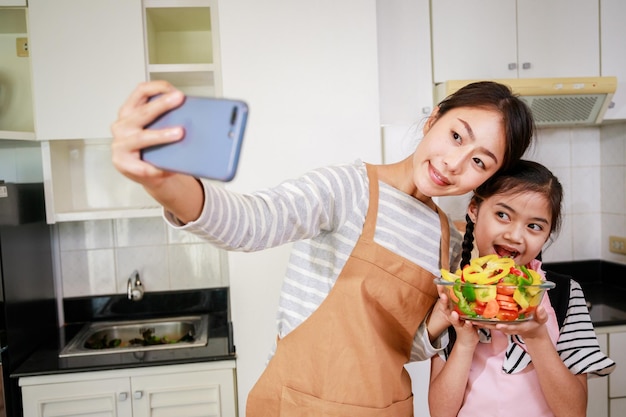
475;285;497;302
461;265;487;284
513;288;530;309
525;269;544;296
440;269;461;282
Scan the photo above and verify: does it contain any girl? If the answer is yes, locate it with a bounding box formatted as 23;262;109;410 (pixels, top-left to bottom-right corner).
111;80;534;416
428;160;615;417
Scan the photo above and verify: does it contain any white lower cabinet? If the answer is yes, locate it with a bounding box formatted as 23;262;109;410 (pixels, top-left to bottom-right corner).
20;361;237;417
592;325;626;417
588;333;609;417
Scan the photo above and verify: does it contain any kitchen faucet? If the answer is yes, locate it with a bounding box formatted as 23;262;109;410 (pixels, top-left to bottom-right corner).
127;270;144;301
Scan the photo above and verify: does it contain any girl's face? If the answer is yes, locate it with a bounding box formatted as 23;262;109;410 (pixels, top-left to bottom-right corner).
413;106;506;198
469;190;552;266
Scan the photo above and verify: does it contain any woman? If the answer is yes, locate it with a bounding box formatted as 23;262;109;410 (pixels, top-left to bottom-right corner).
111;79;534;416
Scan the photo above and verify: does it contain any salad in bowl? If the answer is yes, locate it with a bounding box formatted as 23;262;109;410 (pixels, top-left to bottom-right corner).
435;254;555;322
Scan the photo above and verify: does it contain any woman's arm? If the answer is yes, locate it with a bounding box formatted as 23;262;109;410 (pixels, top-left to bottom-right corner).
428;316;478;417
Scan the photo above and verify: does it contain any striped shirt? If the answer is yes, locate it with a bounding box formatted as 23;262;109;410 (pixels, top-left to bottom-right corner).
553;279;615;376
166;160;463;361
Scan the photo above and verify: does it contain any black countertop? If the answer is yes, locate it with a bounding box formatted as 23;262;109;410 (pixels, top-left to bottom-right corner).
12;287;236;379
544;260;626;327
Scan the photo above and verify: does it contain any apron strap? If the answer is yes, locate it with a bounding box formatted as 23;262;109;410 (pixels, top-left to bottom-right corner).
362;164;379;240
436;206;451;271
365;164;452;271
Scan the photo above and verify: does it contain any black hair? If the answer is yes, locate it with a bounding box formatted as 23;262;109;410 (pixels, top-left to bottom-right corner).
435;81;535;173
460;160;563;268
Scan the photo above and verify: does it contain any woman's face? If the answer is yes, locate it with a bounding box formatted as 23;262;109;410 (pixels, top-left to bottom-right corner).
469;190;552;266
413;106;506;198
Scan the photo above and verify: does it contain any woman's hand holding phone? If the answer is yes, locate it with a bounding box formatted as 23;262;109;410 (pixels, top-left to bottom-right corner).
110;81;206;224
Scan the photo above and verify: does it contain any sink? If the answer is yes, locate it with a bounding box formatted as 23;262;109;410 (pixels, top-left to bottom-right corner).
59;315;209;358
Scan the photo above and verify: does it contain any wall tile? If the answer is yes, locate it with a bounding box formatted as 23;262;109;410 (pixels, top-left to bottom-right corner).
600;123;626;166
58;220;114;251
530;128;571;167
549;166;571;216
571;127;600;167
571;213;602;260
114;217;167;247
168;244;228;289
571;167;601;213
601;166;626;214
115;245;169;292
543;213;572;263
60;249;116;297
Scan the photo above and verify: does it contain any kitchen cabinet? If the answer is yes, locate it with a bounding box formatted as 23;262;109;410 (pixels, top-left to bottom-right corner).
41;139;161;223
376;0;433;125
144;0;222;97
587;333;609;417
27;0;146;140
20;361;238;417
591;325;626;417
600;0;626;121
431;0;600;83
39;0;222;223
0;6;35;140
609;330;626;398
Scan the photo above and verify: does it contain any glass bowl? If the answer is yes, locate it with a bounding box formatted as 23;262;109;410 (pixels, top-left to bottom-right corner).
434;277;556;322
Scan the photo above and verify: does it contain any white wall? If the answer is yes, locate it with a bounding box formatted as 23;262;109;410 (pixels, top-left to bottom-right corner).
216;1;382;414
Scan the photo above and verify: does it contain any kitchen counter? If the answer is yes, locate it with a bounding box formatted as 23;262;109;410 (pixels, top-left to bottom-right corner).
11;287;235;378
544;260;626;327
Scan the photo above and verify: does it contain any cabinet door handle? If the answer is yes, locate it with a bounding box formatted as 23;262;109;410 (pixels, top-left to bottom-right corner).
522;62;531;70
134;390;144;399
508;62;517;70
118;392;128;401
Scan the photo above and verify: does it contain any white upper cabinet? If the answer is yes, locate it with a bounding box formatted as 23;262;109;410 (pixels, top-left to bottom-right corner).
144;0;222;98
0;7;34;140
28;0;146;140
600;0;626;120
431;0;600;83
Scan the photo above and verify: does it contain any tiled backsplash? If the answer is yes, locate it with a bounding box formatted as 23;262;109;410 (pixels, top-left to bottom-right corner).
56;217;229;298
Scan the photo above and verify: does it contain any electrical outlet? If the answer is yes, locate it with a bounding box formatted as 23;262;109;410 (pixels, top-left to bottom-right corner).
609;236;626;255
16;37;28;57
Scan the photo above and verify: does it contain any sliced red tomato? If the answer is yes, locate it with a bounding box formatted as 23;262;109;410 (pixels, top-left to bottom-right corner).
496;294;515;303
473;300;486;316
482;299;500;319
496;309;519;321
498;300;518;311
496;284;515;296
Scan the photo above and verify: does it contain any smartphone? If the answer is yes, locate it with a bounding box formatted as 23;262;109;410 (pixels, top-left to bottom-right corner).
141;95;248;182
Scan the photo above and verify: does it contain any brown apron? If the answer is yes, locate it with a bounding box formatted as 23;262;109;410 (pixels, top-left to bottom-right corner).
247;164;451;417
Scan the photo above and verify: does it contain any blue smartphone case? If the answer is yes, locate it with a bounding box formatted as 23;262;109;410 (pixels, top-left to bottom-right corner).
141;96;248;182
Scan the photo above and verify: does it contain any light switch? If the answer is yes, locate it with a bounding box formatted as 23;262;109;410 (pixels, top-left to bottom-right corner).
16;37;28;57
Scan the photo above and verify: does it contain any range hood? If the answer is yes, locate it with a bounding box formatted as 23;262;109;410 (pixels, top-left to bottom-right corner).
434;77;618;127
